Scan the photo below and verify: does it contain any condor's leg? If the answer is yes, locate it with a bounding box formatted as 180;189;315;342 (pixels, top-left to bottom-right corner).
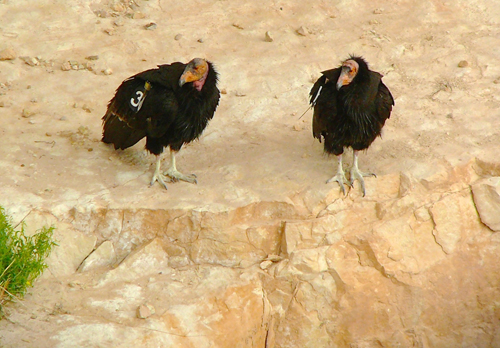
150;155;169;190
165;148;198;184
326;154;349;196
348;150;376;197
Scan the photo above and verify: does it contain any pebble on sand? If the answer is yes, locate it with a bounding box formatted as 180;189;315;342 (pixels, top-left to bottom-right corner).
0;47;17;61
137;303;155;319
20;56;39;66
61;61;72;71
296;26;308;36
264;31;274;42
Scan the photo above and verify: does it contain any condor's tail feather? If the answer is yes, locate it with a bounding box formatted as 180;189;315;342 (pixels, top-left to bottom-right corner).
101;110;146;150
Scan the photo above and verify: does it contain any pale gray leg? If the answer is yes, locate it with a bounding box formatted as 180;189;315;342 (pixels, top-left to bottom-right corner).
150;155;169;189
348;151;376;197
326;155;349;195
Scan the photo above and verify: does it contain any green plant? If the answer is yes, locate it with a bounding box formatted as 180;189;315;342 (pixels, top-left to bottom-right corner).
0;207;57;307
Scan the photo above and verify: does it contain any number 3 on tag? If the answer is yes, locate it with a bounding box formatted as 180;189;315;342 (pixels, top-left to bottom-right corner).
130;89;145;112
129;81;151;112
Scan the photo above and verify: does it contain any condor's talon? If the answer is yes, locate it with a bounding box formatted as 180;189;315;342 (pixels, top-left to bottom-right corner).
150;173;169;189
165;169;197;184
326;173;348;195
150;156;168;190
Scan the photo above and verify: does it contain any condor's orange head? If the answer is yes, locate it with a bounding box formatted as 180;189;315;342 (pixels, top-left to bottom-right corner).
336;59;359;90
179;58;209;91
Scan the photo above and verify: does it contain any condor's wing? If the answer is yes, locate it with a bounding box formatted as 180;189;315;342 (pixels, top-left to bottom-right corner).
102;64;186;149
310;68;341;141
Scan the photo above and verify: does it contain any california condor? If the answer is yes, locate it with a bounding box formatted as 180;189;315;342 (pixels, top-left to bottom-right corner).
102;58;220;189
310;56;394;196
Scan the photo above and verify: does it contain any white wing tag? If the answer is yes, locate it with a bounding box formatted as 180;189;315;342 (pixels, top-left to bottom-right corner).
129;81;152;112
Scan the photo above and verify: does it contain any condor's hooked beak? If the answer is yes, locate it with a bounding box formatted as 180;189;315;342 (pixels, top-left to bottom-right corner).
179;58;209;91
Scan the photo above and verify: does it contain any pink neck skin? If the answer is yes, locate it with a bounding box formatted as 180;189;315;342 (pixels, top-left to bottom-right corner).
192;68;208;91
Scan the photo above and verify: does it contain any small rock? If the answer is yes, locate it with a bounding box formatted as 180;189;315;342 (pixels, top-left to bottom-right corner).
260;260;273;270
82;104;92;113
458;60;469;68
21;56;39;66
68;280;82;288
104;28;115;36
174;34;183;41
61;61;72;71
232;23;244;29
137;303;155;319
220;89;227;94
111;3;126;12
296;26;308;36
102;68;113;75
144;22;157;30
31;98;38;103
369;19;380;25
46;132;52;137
60;116;67;121
264;31;274;42
3;32;18;38
69;61;80;70
132;11;146;19
113;18;125;27
0;47;17;61
235;91;246;97
494;77;500;84
22;109;35;118
373;8;383;14
197;38;204;43
85;55;99;61
94;9;109;18
0;101;5;107
84;62;95;71
293;124;301;131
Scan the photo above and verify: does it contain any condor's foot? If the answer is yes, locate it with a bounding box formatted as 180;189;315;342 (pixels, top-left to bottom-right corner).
326;154;349;196
348;166;376;197
150;169;169;190
326;171;349;196
165;167;198;184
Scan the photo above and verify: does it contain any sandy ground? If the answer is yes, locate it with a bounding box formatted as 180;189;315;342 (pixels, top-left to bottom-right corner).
1;0;498;216
0;0;500;345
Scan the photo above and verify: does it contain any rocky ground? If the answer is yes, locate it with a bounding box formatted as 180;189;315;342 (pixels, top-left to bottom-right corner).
0;0;500;347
